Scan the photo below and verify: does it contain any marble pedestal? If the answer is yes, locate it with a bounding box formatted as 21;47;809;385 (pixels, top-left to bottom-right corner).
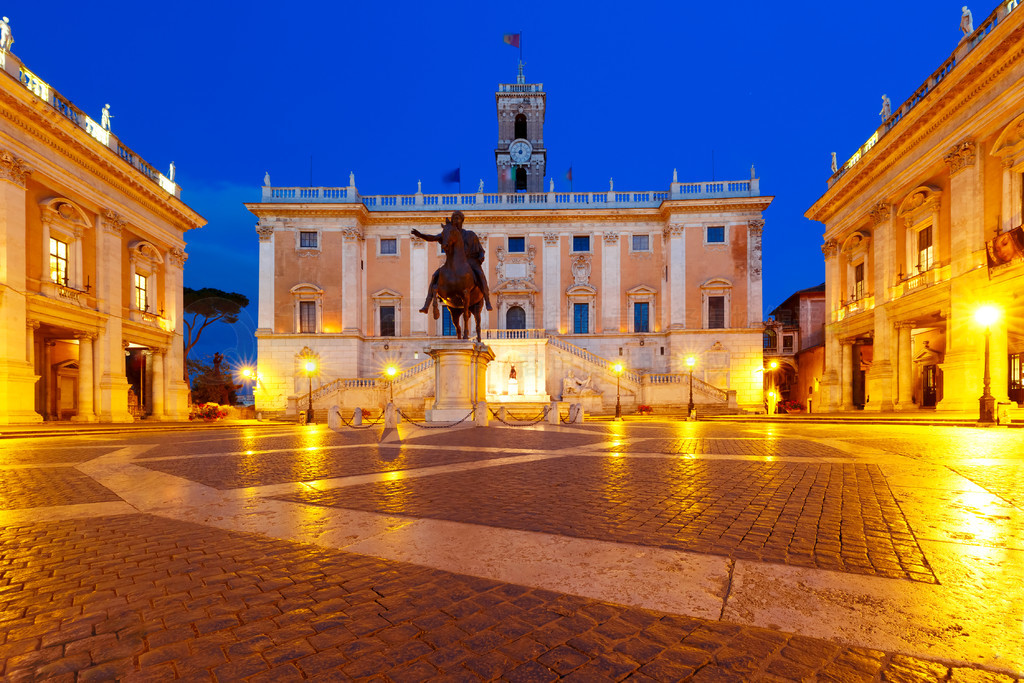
425;341;495;422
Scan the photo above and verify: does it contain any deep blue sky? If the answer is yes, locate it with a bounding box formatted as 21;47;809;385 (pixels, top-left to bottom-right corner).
11;1;978;361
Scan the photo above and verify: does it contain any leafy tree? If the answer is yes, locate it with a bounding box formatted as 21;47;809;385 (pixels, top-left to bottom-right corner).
182;287;249;371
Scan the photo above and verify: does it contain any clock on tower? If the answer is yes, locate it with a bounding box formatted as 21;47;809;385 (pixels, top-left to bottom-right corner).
495;62;546;193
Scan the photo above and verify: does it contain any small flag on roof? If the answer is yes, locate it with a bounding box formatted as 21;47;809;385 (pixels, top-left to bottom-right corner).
503;33;520;48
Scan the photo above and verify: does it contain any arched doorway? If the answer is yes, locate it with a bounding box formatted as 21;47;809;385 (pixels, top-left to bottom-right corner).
506;306;526;330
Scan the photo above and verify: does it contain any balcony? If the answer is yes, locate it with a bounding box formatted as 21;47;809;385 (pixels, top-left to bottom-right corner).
834;293;875;322
889;264;951;300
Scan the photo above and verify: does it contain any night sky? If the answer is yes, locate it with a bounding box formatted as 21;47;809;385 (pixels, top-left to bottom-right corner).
9;1;978;363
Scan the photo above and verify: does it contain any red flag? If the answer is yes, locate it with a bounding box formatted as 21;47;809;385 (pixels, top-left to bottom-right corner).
503;33;520;48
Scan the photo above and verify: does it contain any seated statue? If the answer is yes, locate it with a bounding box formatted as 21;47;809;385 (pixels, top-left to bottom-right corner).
562;369;578;397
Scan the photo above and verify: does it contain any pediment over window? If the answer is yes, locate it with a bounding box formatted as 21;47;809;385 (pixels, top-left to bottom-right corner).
494;279;538;295
700;278;732;290
913;342;942;364
897;186;942;227
371;288;402;299
128;240;164;263
993;112;1024;164
840;231;871;256
626;284;657;297
39;197;90;229
290;282;323;295
565;284;596;296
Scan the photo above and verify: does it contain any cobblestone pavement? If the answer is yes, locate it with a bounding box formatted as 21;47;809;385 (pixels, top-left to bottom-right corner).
0;421;1021;681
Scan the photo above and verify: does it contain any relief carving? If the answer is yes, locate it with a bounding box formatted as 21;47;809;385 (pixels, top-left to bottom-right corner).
543;232;559;245
169;247;188;267
602;232;619;244
943;140;976;176
570;253;591;285
747;219;764;236
495;245;537;284
0;149;28;187
103;210;127;236
255;225;274;242
869;202;891;226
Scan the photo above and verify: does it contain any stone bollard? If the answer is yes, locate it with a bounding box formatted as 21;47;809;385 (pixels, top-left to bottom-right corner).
328;405;341;430
497;406;507;422
384;402;399;428
352;407;363;426
570;403;585;423
548;401;560;425
475;402;489;427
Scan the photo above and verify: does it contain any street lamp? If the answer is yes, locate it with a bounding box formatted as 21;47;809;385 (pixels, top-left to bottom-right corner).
686;356;696;418
767;360;779;414
384;364;398;403
304;359;316;424
975;305;1000;424
612;362;623;420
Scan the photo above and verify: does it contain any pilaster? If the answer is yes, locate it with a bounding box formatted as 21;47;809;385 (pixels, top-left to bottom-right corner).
747;220;763;327
601;232;620;332
410;235;427;335
542;232;560;332
666;225;686;329
341;227;363;333
70;334;97;422
257;223;275;331
944;139;985;275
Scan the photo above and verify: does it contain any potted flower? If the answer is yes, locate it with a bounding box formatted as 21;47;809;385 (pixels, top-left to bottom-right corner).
637;405;653;415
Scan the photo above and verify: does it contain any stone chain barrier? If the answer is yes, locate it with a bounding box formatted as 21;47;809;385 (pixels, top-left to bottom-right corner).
397;406;476;429
331;406;385;430
488;404;551;427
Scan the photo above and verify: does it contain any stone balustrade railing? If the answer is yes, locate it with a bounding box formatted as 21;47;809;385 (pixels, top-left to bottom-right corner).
829;0;1018;187
260;179;760;209
548;337;643;385
644;373;728;402
889;264;951;301
483;329;546;340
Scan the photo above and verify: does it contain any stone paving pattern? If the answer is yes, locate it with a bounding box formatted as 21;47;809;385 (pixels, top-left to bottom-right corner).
603;437;852;458
0;468;121;510
0;514;1008;683
280;457;936;582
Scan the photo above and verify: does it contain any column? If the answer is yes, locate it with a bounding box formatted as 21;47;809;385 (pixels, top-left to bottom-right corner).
601;233;620;332
895;321;915;409
666;225;686;329
945;140;984;274
340;227;363;333
164;248;189;419
747;220;764;327
410;236;427;335
256;223;275;331
71;334;97;422
95;211;131;423
0;150;42;423
150;348;166;419
542;232;560;333
26;320;39;416
840;338;854;410
865;306;894;412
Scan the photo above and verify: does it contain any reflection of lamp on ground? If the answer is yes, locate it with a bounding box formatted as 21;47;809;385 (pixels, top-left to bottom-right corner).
384;363;398;403
687;356;696;419
612;362;623;420
766;359;779;414
975;305;1000;424
304;359;316;424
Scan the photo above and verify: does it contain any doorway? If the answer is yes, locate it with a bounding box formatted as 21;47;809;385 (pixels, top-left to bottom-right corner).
922;365;938;407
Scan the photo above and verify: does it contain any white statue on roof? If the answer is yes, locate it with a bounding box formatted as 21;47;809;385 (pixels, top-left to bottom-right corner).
264;171;271;186
960;6;974;36
0;16;12;52
101;104;112;131
879;94;891;121
168;161;175;182
831;152;837;174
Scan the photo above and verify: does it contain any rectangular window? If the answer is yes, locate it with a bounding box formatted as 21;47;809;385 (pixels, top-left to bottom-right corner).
782;335;794;352
573;303;589;334
299;301;316;333
917;226;933;271
379;306;395;337
508;236;525;253
708;296;725;329
631;234;649;251
134;273;148;310
299;231;318;248
854;262;865;299
572;235;590;252
707;226;725;243
441;307;456;336
49;238;68;285
634;302;649;333
380;238;397;255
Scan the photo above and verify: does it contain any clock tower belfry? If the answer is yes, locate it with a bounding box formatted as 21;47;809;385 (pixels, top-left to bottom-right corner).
496;62;546;193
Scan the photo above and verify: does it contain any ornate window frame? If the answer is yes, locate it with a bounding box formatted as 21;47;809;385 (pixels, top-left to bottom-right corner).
371;288;402;337
840;230;872;300
290;283;323;334
494;279;538;330
39;198;91;293
897;186;941;276
566;284;597;334
128;240;164;320
700;278;732;329
626;285;657;333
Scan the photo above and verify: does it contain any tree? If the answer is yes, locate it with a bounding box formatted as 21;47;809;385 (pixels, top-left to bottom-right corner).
182;287;250;374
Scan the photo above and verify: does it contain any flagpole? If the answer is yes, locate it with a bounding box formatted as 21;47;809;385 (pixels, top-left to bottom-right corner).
520;32;523;63
459;164;462;194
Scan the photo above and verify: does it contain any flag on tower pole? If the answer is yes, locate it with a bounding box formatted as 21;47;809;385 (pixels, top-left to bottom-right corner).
565;166;573;192
503;33;520;48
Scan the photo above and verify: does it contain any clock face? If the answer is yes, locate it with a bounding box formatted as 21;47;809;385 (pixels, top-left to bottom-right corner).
509;140;532;164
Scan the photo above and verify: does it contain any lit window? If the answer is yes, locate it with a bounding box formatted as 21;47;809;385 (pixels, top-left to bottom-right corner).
508;237;525;253
632;234;649;251
441;307;457;336
134;273;148;311
572;235;590;252
708;296;725;329
634;302;649;333
299;301;316;333
380;306;395;336
380;238;397;255
573;303;589;334
917;226;933;271
854;263;865;300
49;238;68;285
299;231;318;248
707;226;725;243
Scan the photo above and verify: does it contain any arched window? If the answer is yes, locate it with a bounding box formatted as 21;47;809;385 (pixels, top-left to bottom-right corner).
506;306;526;330
515;167;527;192
514;114;527;140
763;328;777;350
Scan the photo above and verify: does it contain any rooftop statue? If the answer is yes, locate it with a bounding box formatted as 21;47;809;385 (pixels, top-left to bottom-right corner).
264;171;271;186
831;152;838;174
879;94;891;122
168;161;175;182
960;6;974;37
0;16;12;52
101;104;113;131
411;211;492;341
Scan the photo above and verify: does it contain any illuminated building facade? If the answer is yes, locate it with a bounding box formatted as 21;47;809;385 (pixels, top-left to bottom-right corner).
247;69;773;415
0;44;204;423
807;1;1024;414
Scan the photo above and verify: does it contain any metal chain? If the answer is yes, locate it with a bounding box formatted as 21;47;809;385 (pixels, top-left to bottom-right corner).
397;407;475;428
488;404;551;427
336;409;385;429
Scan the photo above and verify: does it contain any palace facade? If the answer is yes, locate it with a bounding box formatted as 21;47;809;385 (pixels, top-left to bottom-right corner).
0;41;204;423
247;68;773;415
806;0;1024;415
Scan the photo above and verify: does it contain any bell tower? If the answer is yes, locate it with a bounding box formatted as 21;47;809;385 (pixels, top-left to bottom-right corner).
495;63;546;193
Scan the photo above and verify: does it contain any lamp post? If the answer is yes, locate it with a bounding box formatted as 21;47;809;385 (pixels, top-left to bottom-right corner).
686;356;695;418
975;305;999;424
304;359;316;424
384;364;398;403
767;359;779;414
613;362;623;420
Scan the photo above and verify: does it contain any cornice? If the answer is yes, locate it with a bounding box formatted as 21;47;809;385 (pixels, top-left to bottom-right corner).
808;19;1024;225
0;83;204;232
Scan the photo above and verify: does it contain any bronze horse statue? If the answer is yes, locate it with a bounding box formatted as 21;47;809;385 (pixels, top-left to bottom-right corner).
434;219;484;342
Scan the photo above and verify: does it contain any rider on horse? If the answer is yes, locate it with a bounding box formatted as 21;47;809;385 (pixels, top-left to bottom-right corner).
412;210;493;318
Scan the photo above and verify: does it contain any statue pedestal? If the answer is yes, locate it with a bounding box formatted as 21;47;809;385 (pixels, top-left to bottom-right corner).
424;341;495;422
